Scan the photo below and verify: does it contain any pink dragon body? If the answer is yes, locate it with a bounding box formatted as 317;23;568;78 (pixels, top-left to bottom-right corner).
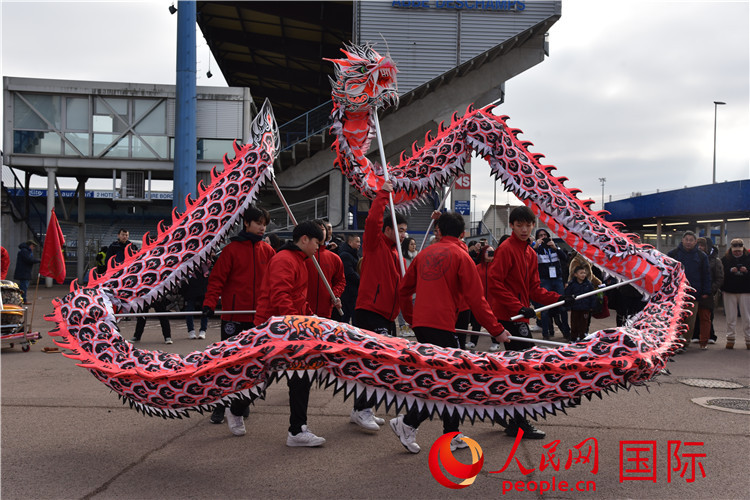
47;43;688;424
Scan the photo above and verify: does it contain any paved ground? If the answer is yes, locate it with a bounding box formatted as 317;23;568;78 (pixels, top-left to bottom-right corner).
2;284;749;499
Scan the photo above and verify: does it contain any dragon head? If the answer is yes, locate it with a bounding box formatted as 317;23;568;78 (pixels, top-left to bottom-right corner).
326;42;399;111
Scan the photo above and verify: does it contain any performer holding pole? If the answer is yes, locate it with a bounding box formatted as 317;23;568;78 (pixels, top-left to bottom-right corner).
487;206;575;440
373;113;406;276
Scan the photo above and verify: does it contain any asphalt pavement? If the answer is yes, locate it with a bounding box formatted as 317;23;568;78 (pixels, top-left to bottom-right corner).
2;284;749;499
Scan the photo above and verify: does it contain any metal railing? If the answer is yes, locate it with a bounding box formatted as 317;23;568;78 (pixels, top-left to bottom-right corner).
268;195;328;231
278;101;333;152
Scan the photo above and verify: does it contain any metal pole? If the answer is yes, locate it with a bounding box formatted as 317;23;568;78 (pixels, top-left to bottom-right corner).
271;177;344;317
418;182;453;252
455;328;566;347
115;310;255;318
509;277;640;322
373;112;406;276
712;101;726;184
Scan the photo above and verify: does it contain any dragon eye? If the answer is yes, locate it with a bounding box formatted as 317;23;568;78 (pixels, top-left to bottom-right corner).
359;67;367;74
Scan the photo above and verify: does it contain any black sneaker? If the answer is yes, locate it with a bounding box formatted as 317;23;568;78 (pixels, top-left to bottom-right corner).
505;418;546;439
210;405;225;424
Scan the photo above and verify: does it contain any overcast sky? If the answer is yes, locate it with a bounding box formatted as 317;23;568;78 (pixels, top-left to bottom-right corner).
2;0;748;216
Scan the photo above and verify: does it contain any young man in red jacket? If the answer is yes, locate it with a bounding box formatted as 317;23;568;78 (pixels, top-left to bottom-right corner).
350;180;411;432
202;205;275;424
390;211;508;454
488;206;575;439
224;220;325;446
306;220;345;318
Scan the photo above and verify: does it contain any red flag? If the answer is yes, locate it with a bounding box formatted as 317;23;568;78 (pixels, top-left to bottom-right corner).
39;209;66;284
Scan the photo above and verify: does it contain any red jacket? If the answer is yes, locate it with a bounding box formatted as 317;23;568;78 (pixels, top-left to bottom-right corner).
477;261;491;299
306;246;346;318
488;233;560;322
0;246;8;280
355;189;405;321
255;243;312;324
203;233;275;324
398;236;503;336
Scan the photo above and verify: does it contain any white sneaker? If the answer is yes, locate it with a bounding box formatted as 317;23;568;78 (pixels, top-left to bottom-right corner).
164;338;173;345
350;408;380;431
403;327;415;337
226;409;246;436
188;330;197;339
708;339;716;344
286;425;325;447
489;343;501;352
389;415;420;454
198;330;206;339
465;342;476;349
529;324;542;332
690;338;699;343
372;414;385;426
450;433;470;451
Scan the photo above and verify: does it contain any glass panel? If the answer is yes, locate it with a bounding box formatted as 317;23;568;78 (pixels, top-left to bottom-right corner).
133;135;167;158
103;136;130;158
94;133;127;156
14;96;47;129
64;133;89;155
103;97;128;115
197;139;234;161
134;100;166;134
13;130;60;154
66;98;89;131
23;94;62;128
93;115;113;132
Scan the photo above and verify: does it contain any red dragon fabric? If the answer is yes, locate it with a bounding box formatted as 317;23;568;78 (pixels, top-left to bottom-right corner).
46;45;689;427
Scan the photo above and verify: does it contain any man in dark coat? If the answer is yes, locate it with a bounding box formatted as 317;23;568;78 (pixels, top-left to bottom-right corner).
667;231;711;349
14;241;40;303
338;233;361;323
106;229;137;267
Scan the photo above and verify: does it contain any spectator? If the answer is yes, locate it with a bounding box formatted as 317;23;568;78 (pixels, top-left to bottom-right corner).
106;229;137;267
264;233;284;251
202;205;275;425
721;238;750;350
95;246;108;275
306;220;345;319
568;252;602;287
338;233;361;323
181;261;211;340
130;298;173;344
401;237;417;267
468;244;496;350
693;237;723;345
14;241;40;303
566;265;597;342
324;220;344;252
533;229;571;340
668;231;711;350
1;245;9;280
467;240;481;264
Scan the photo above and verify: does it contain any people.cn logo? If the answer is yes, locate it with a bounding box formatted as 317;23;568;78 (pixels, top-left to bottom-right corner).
428;432;484;489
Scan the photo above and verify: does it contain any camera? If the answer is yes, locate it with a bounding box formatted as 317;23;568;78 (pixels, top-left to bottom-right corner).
543;237;551;245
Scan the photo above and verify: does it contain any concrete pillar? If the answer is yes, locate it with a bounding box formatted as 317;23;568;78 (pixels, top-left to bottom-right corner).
77;178;87;283
44;168;56;288
328;171;343;229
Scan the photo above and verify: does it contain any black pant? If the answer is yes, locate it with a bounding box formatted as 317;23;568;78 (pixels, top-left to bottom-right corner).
455;309;470;349
133;301;171;340
223;321;255;415
501;320;534;352
403;326;461;432
352;309;395;411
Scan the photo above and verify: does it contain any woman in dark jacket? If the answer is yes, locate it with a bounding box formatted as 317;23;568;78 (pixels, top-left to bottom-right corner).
14;241;40;302
721;238;750;349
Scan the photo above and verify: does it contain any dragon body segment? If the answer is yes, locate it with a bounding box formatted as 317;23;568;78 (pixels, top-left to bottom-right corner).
47;44;688;423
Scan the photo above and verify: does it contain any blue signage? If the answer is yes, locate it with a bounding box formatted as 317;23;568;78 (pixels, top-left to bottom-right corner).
392;0;525;11
454;200;471;215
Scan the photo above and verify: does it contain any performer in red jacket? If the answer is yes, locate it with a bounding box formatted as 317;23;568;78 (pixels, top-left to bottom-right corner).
390;211;507;454
202;205;275;424
350;180;410;432
306;220;345;318
488;206;574;439
227;221;325;447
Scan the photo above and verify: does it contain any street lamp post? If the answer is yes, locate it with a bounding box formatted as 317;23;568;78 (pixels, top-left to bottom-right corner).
598;177;606;209
472;194;477;235
713;101;726;184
